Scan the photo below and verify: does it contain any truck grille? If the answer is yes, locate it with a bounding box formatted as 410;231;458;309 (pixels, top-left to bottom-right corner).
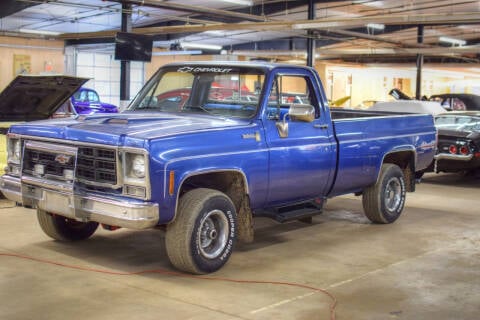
23;149;75;177
77;147;117;185
22;142;118;186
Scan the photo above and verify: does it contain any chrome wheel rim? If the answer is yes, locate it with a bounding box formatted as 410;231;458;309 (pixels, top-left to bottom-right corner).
198;210;229;259
384;177;402;212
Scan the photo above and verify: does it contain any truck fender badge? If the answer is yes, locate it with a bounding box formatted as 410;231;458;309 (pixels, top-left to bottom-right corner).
242;132;261;142
55;154;71;164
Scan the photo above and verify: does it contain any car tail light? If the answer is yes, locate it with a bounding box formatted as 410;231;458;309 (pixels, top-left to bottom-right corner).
475;152;480;158
459;146;469;155
449;145;457;154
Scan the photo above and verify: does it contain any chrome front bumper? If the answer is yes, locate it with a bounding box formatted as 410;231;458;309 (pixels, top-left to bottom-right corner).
0;175;159;230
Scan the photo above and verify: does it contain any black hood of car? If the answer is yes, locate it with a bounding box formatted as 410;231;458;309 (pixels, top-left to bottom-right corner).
438;129;480;140
0;75;88;121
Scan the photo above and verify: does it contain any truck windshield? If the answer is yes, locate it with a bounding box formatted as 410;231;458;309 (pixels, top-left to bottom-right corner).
129;66;265;119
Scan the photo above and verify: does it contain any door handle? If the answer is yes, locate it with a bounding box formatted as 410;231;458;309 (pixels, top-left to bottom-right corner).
314;124;329;129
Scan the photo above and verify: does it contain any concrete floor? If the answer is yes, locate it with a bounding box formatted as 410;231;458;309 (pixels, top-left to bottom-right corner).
0;172;479;320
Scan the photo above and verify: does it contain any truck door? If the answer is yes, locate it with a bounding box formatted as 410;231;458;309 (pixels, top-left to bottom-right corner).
264;70;336;206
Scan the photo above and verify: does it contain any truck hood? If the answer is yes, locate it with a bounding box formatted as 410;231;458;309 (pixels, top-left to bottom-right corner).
0;75;88;121
10;112;252;146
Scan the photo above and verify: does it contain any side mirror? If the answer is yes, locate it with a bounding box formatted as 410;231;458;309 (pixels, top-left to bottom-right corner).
289;104;315;122
275;104;315;138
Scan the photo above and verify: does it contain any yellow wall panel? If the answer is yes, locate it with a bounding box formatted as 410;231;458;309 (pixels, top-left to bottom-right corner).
0;36;64;91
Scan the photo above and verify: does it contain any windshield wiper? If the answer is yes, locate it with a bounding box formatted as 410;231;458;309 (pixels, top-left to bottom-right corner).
182;104;227;120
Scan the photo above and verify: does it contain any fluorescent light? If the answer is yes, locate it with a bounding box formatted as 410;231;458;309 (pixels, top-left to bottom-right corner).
218;0;253;6
204;30;226;36
354;1;385;7
439;36;466;46
18;28;61;36
180;42;222;50
153;50;202;56
366;23;385;30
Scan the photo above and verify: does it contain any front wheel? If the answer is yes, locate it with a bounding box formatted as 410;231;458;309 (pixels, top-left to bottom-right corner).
37;209;99;241
362;164;406;224
165;188;237;274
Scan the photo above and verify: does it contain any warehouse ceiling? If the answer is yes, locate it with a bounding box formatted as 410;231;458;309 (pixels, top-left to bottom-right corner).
1;0;480;63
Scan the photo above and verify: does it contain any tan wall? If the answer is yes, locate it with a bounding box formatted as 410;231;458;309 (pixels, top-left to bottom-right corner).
0;36;64;91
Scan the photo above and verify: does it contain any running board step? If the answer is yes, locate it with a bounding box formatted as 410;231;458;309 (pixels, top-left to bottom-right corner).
255;199;325;223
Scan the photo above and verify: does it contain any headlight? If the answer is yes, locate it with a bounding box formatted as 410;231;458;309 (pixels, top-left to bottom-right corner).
122;150;149;200
124;152;147;180
8;138;21;163
130;154;146;178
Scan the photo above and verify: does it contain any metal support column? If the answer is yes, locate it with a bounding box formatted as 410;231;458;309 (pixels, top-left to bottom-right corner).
120;3;132;111
306;0;315;67
415;25;424;100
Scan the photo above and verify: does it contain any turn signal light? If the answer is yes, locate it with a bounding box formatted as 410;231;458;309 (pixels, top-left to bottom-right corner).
169;170;175;196
449;145;457;154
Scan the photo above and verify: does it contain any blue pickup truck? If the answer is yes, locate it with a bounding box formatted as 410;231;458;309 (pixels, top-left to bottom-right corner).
0;62;436;274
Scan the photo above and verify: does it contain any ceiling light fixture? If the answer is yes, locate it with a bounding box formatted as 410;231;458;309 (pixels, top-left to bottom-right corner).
218;0;253;6
180;42;223;51
366;23;385;30
18;29;61;36
153;50;202;56
439;36;466;46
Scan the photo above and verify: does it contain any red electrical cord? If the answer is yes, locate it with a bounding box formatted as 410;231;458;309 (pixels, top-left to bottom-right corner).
0;252;337;319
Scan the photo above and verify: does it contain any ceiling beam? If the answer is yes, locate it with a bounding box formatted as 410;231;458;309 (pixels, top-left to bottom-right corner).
315;46;480;56
230;45;480;59
324;29;432;48
59;12;480;40
115;0;267;22
292;12;480;30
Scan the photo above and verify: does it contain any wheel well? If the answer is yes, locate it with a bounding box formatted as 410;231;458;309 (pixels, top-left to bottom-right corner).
383;151;416;192
180;171;246;203
179;171;254;243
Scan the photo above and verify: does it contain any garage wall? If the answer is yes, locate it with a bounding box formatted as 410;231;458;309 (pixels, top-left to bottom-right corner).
75;51;145;108
0;36;64;91
321;64;480;107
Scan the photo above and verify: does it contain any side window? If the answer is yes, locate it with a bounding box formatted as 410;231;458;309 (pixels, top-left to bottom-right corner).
79;91;87;101
88;90;100;102
279;75;312;106
267;75;316;119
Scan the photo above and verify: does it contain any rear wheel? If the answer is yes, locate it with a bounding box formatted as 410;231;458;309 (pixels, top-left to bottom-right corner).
362;164;406;224
37;209;98;241
165;188;237;274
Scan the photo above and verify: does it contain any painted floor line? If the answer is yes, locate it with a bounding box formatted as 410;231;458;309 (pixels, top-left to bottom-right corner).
249;292;316;314
248;244;467;315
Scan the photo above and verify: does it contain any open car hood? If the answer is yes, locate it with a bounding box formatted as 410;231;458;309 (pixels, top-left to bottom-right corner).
0;75;88;121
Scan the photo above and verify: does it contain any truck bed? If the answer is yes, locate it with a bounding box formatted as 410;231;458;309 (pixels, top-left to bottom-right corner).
328;109;436;197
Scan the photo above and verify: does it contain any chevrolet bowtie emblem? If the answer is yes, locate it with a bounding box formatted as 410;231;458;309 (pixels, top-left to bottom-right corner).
55;154;71;165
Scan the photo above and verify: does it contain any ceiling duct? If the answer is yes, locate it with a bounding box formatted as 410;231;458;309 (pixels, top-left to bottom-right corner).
0;0;37;18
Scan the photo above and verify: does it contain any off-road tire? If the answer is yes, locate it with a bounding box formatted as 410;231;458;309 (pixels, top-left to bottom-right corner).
37;209;99;241
362;164;406;224
165;188;237;274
